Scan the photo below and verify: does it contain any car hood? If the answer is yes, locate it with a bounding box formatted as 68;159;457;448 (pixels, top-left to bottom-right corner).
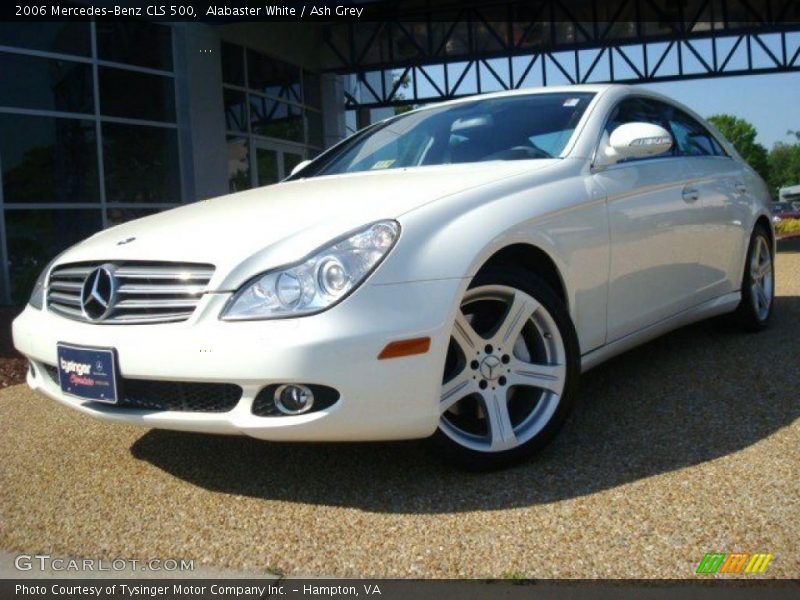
59;161;557;289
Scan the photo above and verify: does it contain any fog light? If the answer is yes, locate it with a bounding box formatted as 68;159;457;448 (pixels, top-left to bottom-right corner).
274;384;315;415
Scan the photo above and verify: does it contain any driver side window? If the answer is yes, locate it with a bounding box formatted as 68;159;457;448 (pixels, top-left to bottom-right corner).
667;109;727;157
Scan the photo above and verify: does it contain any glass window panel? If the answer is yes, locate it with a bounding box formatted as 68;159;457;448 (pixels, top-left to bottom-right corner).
668;109;727;157
227;136;251;192
224;88;248;133
5;209;102;304
250;96;304;142
0;22;91;56
102;123;181;203
0;52;93;114
96;21;173;71
247;50;302;101
0;114;99;204
106;207;162;227
221;42;245;86
99;67;176;122
256;147;279;186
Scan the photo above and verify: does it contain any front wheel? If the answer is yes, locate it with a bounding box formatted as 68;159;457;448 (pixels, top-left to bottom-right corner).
429;267;580;470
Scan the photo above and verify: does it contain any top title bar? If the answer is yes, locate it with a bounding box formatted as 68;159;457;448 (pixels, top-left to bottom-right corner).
3;0;800;23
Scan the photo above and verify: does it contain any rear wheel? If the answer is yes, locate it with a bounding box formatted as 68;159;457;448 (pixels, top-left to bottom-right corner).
430;267;580;470
734;225;774;331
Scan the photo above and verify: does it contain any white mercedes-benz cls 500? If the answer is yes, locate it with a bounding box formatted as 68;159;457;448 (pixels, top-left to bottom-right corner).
13;84;775;469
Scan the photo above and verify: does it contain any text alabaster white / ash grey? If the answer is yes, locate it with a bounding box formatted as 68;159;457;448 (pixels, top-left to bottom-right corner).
206;5;365;17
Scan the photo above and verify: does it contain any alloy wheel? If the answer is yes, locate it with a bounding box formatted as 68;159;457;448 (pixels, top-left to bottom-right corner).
439;285;567;453
750;235;773;321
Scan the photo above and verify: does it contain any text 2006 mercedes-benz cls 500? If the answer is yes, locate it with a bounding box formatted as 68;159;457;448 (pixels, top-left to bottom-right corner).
13;84;775;469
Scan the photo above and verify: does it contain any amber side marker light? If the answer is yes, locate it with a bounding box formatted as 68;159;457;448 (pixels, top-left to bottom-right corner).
378;337;431;360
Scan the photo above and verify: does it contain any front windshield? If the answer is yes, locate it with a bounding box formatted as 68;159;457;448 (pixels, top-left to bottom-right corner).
306;92;595;178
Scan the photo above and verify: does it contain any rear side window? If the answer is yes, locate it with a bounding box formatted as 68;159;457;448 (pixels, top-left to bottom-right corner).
667;109;727;157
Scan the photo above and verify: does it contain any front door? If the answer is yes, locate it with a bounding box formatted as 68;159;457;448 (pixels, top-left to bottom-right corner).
594;96;704;342
253;140;306;186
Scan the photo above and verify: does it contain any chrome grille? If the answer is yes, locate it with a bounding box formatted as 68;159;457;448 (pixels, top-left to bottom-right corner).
47;261;215;324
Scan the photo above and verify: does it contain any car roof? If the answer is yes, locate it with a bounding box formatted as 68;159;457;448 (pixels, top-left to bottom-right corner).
401;84;624;114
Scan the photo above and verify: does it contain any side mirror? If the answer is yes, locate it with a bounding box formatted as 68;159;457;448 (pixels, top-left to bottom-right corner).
289;159;312;177
596;122;673;167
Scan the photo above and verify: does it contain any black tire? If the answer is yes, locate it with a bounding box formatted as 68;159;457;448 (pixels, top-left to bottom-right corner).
428;266;581;471
733;224;775;332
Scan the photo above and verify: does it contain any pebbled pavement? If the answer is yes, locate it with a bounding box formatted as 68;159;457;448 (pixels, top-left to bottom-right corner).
1;241;798;578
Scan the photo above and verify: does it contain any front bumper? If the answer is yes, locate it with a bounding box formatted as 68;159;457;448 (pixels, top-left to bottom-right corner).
12;278;464;441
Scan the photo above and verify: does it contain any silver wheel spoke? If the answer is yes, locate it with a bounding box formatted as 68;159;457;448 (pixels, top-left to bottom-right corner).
484;391;517;452
440;369;477;414
506;358;566;395
452;310;482;356
493;290;539;347
755;282;769;310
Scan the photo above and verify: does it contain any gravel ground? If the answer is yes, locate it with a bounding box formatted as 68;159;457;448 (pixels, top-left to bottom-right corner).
1;244;798;579
0;307;25;389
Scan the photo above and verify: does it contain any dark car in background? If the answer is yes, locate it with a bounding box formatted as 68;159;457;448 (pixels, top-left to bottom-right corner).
771;201;800;224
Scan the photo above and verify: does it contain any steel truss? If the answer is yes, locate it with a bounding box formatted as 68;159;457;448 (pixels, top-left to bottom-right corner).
320;0;800;109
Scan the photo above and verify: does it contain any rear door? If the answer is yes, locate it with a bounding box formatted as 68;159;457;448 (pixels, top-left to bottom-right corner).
593;97;703;342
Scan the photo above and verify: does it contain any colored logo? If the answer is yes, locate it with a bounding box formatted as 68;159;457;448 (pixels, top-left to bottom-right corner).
696;552;773;574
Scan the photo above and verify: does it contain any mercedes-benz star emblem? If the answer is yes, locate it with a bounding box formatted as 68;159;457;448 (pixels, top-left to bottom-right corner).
81;264;117;322
479;355;502;381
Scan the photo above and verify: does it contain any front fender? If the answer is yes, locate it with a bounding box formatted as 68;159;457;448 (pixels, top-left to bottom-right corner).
373;160;610;354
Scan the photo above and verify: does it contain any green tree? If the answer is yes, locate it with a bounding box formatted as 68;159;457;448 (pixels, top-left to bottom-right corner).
392;71;416;115
707;114;770;183
767;130;800;196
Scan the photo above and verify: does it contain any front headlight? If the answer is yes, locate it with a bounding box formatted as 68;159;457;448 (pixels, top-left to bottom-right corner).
221;220;400;320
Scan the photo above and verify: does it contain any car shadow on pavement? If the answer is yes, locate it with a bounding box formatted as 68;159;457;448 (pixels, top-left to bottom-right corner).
131;293;800;514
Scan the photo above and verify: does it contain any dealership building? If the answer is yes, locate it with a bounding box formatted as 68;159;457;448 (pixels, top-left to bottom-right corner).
0;20;368;304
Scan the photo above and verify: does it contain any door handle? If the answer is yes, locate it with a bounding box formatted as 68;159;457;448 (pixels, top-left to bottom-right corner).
682;186;700;203
735;181;748;195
